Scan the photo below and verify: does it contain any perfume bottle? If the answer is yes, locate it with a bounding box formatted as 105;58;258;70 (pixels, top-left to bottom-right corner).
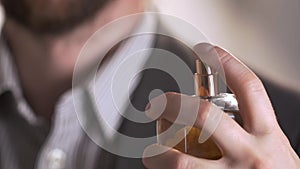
157;60;241;159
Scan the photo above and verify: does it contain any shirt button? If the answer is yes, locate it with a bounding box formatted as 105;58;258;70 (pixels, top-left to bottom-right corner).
47;149;66;169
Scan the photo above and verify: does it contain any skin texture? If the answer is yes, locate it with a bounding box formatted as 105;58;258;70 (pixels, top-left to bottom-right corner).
143;45;300;169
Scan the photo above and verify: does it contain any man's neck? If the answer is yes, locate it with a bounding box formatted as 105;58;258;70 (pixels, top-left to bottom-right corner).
2;0;144;120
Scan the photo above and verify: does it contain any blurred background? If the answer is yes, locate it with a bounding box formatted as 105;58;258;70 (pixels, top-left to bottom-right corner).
152;0;300;93
1;1;299;92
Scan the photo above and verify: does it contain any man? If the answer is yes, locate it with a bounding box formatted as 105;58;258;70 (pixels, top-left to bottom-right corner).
0;0;299;169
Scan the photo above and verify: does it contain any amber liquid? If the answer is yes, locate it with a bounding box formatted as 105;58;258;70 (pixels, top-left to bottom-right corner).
157;110;242;159
157;119;222;159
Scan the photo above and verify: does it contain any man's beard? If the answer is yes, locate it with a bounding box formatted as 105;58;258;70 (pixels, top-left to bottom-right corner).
1;0;110;35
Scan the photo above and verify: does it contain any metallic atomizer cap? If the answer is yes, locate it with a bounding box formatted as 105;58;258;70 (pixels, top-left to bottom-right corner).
194;60;219;97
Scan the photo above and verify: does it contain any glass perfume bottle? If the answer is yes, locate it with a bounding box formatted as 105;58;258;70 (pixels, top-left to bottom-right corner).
157;60;241;159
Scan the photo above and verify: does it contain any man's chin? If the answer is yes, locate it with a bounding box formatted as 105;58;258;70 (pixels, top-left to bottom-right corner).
1;0;109;35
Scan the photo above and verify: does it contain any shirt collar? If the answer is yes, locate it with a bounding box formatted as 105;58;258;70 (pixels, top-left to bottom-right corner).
0;35;21;96
74;13;157;140
0;35;44;125
0;13;157;134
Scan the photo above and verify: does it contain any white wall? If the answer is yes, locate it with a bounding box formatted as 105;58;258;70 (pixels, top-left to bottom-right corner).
152;0;300;92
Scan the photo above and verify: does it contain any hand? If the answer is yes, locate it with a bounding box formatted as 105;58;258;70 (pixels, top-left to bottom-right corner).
142;45;300;169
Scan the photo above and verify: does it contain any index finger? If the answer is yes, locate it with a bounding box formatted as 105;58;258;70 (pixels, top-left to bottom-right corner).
194;43;277;135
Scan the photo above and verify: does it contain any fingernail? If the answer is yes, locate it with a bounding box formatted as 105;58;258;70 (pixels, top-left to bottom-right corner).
145;103;152;118
193;43;215;55
193;43;224;75
145;94;167;120
145;103;151;111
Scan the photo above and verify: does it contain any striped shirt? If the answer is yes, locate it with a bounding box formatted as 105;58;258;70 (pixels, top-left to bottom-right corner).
0;19;155;168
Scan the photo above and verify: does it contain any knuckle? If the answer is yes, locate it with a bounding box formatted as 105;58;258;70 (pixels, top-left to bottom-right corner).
164;92;174;97
242;140;273;169
164;92;180;103
219;50;233;67
172;154;192;169
225;146;273;169
255;118;277;136
252;156;273;169
164;92;178;97
240;71;265;94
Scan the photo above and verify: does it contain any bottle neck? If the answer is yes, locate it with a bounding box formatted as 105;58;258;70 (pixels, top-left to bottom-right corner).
194;73;219;97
